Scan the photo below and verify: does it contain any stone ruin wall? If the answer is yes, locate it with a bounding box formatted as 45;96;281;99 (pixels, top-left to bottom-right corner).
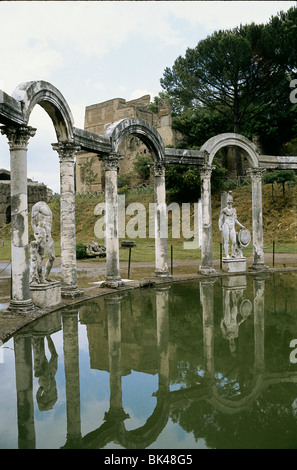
75;94;253;194
0;170;52;227
76;95;183;193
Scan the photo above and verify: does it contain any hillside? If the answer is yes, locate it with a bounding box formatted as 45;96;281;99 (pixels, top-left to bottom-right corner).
0;182;296;249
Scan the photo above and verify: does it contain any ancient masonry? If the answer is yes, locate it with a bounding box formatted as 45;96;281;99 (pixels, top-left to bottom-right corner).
0;168;52;227
76;96;183;193
1;80;297;313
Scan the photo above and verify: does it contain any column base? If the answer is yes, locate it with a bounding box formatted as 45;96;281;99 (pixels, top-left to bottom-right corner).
154;270;172;278
248;263;269;272
222;257;246;273
7;298;36;315
102;278;126;289
30;281;61;308
61;286;84;299
199;266;217;275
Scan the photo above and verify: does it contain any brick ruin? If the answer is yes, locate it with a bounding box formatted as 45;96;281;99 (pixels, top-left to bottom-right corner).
76;95;183;193
0;168;52;227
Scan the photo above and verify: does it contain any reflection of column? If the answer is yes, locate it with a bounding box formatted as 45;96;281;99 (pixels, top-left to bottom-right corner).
1;125;36;312
199;164;216;274
100;153;125;287
62;309;82;448
105;294;129;422
200;279;215;377
52;142;82;298
156;287;170;393
154;162;170;277
247;168;267;270
14;335;35;449
253;276;265;372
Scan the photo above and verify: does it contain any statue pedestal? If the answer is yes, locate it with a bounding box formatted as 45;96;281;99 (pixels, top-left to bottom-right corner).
222;258;246;273
30;281;61;308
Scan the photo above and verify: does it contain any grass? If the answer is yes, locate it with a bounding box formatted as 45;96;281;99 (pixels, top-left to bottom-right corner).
0;182;296;262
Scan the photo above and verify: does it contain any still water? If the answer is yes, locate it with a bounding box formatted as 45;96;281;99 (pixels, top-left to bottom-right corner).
1;272;297;449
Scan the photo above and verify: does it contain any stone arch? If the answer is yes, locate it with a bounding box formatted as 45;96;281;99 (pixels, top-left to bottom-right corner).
12;80;74;141
104;117;165;162
200;133;260;169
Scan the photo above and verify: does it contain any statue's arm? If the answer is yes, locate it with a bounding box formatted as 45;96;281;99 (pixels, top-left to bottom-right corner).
234;209;245;228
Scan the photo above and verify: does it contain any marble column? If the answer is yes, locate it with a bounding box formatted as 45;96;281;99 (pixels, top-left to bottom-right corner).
52;142;82;298
199;164;216;274
14;335;36;448
154;162;170;277
253;275;265;373
99;153;124;287
104;293;129;422
62;309;82;448
1;125;36;313
156;286;170;394
200;279;215;378
247;168;267;270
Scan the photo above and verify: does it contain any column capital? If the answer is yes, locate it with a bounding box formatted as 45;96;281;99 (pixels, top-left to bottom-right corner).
52;141;81;163
99;153;124;171
1;125;36;149
246;167;266;181
200;164;216;179
153;161;166;177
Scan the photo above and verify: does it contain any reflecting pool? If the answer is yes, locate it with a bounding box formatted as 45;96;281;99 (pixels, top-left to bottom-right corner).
1;272;297;449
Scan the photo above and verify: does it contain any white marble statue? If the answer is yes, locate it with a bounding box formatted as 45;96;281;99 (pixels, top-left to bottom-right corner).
30;201;55;284
219;191;246;259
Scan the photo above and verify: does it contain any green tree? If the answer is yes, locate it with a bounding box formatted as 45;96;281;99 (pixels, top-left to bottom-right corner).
133;154;152;181
78;157;98;192
263;169;296;201
160;19;294;170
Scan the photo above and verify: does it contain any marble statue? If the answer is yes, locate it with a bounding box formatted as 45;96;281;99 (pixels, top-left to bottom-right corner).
219;191;246;259
30;201;55;284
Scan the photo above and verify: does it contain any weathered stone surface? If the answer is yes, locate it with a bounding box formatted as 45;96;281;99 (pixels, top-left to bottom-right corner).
29;201;55;284
0;90;24;125
222;258;247;273
200;133;260;168
52;142;82;299
164;148;204;166
199;164;216;275
98;153;124;285
154;162;170;277
30;281;61;308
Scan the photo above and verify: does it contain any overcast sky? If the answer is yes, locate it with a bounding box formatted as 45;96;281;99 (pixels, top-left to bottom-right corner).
0;0;295;193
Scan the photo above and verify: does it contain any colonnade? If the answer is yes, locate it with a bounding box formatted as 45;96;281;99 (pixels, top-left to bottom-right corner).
0;127;268;309
0;125;82;311
0;81;271;313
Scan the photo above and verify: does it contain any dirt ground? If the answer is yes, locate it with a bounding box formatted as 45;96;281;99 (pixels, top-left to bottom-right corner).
1;251;296;298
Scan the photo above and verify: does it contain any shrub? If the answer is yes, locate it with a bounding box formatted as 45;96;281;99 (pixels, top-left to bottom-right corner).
76;242;87;259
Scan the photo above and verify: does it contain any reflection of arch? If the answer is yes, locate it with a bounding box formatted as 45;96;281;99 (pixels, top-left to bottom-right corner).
82;393;169;449
12;80;74;142
105;118;165;162
200;133;260;168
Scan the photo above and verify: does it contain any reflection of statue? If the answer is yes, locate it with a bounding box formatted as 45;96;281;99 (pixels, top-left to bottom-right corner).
219;191;245;259
32;335;58;411
221;278;252;354
30;201;55;284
